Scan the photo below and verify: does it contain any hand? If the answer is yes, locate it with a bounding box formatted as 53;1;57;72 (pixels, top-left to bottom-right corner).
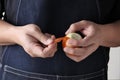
64;20;103;62
13;24;57;58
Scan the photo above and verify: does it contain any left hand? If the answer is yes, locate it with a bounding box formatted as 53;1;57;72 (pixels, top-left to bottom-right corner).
64;20;103;62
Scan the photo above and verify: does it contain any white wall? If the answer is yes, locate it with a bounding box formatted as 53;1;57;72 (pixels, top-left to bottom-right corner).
108;47;120;80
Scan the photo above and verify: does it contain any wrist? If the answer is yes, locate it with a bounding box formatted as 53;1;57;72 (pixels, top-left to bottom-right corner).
99;23;115;47
7;26;22;45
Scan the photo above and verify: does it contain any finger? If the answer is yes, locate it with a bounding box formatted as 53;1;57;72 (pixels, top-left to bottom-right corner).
25;43;44;57
66;39;81;47
45;33;56;43
42;43;57;57
45;33;55;39
30;42;57;58
30;30;54;45
63;47;85;56
79;36;94;47
45;33;51;37
66;36;93;47
65;53;83;62
64;44;99;62
72;44;99;61
66;53;90;62
65;20;90;34
24;24;54;45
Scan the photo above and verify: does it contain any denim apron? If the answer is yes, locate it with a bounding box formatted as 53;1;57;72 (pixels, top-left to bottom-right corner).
0;0;112;80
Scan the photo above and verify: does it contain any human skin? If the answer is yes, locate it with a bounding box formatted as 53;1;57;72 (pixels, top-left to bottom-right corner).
64;20;120;62
0;20;57;58
0;20;120;62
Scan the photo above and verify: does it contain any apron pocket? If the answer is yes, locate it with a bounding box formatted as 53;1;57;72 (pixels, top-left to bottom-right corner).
2;65;50;80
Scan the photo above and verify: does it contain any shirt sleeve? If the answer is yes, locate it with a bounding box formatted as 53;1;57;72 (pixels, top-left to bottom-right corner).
0;0;4;18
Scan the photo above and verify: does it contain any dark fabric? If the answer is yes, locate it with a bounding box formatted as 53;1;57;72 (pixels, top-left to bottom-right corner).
1;65;106;80
0;0;120;79
99;0;120;23
111;0;120;20
0;0;4;18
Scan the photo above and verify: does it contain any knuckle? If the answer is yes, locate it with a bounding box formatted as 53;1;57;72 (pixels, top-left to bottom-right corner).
70;24;76;27
39;53;47;58
46;49;56;58
74;57;82;62
31;26;39;32
39;52;55;58
75;59;81;62
70;24;77;30
70;49;76;54
40;52;53;58
71;57;81;62
49;53;54;57
81;20;88;24
25;47;37;57
50;49;57;57
27;24;40;33
25;46;32;54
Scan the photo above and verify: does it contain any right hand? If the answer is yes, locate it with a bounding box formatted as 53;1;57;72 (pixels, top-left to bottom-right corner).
64;20;101;62
13;24;57;58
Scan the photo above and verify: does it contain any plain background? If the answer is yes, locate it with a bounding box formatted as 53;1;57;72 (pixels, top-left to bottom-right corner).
0;47;120;79
108;47;120;80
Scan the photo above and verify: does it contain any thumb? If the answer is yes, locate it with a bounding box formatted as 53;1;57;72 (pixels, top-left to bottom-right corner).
65;20;89;34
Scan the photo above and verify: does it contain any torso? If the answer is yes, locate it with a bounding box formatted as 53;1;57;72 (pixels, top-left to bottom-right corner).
3;0;115;75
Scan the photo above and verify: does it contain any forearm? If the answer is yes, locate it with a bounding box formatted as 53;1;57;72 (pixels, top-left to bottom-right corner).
0;19;17;45
100;20;120;47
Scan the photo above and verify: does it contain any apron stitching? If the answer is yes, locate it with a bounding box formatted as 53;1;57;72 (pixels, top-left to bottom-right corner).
15;0;22;25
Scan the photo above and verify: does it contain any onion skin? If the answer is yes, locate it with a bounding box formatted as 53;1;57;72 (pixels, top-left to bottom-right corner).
55;33;82;48
62;33;82;48
62;37;69;48
55;37;64;43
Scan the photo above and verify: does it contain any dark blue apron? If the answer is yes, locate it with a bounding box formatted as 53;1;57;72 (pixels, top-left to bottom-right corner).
1;0;118;80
